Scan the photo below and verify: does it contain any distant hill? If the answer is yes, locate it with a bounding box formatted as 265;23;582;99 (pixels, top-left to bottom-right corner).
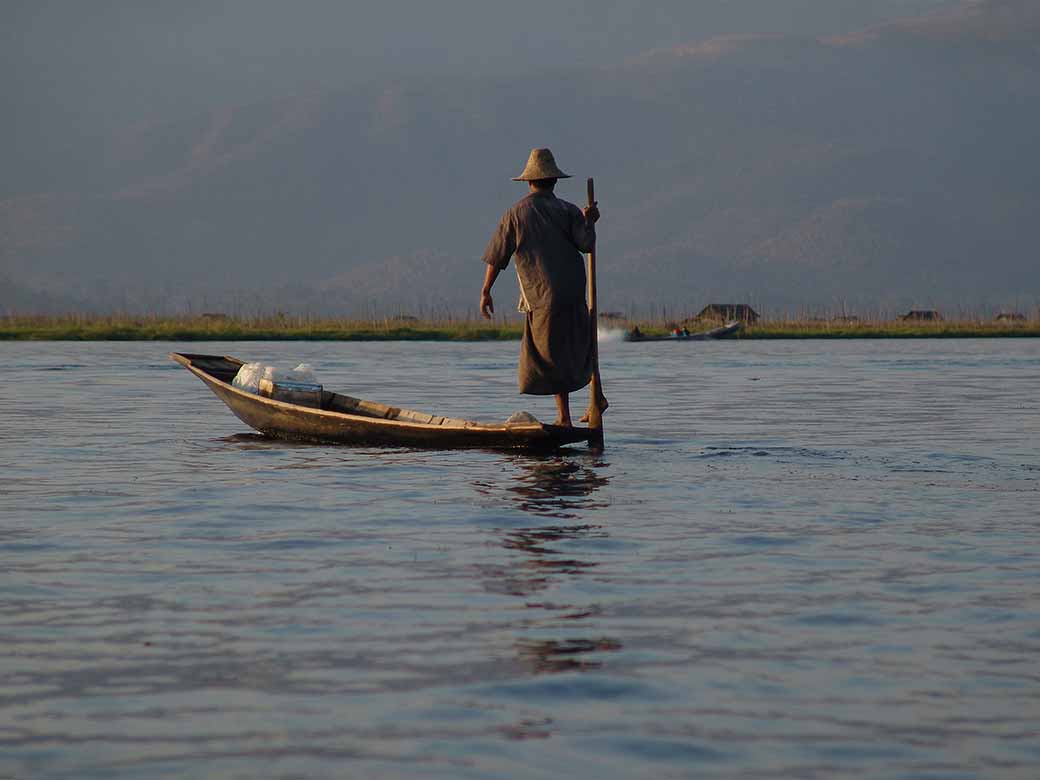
828;0;1040;47
2;0;1038;317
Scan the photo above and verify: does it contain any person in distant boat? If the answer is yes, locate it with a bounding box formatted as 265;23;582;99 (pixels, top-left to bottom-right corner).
480;148;601;427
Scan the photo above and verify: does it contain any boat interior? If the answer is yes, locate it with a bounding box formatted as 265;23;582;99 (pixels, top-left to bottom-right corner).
177;353;486;428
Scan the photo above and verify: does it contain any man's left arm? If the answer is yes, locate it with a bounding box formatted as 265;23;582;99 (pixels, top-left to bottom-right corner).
480;264;501;319
480;211;516;319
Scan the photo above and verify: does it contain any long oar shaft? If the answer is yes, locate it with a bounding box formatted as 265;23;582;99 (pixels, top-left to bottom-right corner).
586;177;605;447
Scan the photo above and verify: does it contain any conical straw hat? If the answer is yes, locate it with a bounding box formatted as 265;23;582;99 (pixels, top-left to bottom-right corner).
512;148;572;181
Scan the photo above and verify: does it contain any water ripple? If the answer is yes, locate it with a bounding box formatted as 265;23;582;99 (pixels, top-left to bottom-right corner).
0;339;1038;779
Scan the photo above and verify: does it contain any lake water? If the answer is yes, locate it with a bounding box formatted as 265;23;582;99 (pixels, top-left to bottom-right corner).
2;338;1038;779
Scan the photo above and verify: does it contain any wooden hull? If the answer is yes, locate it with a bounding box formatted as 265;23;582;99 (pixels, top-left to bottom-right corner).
171;353;593;450
625;321;741;342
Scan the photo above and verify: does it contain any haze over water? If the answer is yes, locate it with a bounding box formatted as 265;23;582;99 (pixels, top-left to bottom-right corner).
2;339;1038;778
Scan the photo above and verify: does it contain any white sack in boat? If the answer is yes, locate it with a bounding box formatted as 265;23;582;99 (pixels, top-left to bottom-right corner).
233;362;320;394
287;363;318;383
232;362;265;393
505;411;540;424
261;363;319;385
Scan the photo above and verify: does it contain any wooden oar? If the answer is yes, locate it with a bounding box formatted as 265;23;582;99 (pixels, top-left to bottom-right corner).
585;177;606;448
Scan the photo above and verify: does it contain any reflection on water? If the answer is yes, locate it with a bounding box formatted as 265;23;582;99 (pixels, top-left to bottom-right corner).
482;522;605;599
473;454;611;519
502;525;602;570
476;456;611;598
504;455;612;518
480;455;623;677
516;637;624;674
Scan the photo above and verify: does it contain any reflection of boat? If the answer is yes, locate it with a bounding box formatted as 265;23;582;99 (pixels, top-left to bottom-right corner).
171;352;595;449
624;320;741;342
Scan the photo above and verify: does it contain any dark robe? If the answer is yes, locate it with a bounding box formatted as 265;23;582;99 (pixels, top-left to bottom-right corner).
482;191;596;395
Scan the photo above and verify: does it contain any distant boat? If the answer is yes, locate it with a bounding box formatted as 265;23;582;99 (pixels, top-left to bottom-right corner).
624;321;741;342
171;352;595;449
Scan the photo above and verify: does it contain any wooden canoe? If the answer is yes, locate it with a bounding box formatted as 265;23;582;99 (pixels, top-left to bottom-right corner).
170;352;595;449
624;320;741;342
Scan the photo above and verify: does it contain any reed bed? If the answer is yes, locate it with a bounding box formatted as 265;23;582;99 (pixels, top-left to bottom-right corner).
0;314;523;341
737;318;1040;339
607;314;1040;339
1;313;1037;340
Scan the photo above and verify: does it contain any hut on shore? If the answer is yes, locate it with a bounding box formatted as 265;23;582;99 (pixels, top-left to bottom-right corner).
995;312;1026;322
695;304;760;323
901;309;942;322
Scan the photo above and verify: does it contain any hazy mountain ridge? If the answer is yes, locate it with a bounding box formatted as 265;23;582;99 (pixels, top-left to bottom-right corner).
2;0;1038;317
828;0;1040;47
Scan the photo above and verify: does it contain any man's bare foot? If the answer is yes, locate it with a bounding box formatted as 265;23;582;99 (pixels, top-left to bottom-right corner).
579;394;609;423
553;417;573;427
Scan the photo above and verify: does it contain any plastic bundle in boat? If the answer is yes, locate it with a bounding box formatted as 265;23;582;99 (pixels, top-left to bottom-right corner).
505;411;540;424
231;362;266;393
233;363;322;407
264;363;317;384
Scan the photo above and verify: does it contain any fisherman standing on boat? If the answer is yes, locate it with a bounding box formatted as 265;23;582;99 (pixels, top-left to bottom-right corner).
480;148;601;427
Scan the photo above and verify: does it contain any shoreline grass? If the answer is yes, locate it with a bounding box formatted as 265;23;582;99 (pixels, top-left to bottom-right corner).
0;315;524;341
737;320;1040;339
1;314;1038;341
